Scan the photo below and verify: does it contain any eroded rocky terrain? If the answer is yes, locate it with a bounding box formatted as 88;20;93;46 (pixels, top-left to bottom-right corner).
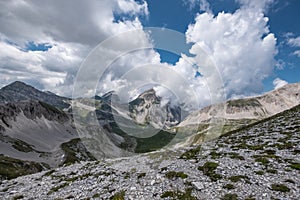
1;105;299;200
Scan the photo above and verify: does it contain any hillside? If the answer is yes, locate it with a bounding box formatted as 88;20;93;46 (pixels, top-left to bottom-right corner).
175;82;300;146
0;104;299;199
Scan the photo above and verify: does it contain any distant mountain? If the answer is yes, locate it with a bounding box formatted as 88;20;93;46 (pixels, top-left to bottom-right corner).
129;89;181;128
0;81;70;109
176;82;300;146
1;81;299;180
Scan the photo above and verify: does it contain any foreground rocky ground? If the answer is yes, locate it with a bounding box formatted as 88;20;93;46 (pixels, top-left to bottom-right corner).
0;105;299;200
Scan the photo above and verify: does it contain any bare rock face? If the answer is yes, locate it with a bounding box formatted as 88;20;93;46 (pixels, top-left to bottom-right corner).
129;89;181;128
0;101;69;132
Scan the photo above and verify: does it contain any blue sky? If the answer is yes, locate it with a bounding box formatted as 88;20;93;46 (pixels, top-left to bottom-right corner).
142;0;300;92
0;0;299;105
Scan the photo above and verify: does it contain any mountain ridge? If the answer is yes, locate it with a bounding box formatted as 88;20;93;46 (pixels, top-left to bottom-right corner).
0;81;70;109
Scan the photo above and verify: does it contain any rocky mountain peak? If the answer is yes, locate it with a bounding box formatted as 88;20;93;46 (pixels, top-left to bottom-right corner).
0;81;70;109
2;81;32;89
129;88;180;128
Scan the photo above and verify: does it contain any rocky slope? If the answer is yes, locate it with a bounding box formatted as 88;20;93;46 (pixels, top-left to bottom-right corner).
0;100;95;179
0;104;299;199
176;83;300;146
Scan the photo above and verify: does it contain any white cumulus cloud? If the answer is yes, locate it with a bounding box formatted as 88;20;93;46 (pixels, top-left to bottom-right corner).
0;0;150;95
273;78;288;89
183;0;277;100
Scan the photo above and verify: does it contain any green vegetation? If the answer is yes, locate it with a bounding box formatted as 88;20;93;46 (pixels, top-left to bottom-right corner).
270;184;290;192
209;151;223;159
285;179;295;184
92;193;100;198
179;145;201;160
12;140;35;153
254;171;264;175
231;142;265;151
266;169;277;174
289;162;300;170
43;169;56;177
228;175;249;183
263;149;276;155
137;172;146;179
108;121;175;153
134;130;175;153
0;154;46;180
228;152;245;160
244;197;256;200
165;171;188;179
60;138;96;166
254;157;269;166
110;190;125;200
223;184;235;190
221;193;238;200
198;162;222;181
160;188;196;199
47;182;69;195
227;98;261;108
13;195;24;200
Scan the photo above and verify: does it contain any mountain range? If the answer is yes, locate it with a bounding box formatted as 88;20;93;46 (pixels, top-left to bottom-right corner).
0;81;299;180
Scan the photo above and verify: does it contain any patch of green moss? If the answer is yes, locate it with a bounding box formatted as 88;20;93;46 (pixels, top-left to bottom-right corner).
266;169;277;174
270;184;290;192
228;175;249;183
228;152;245;160
254;171;264;175
110;190;125;200
137;172;146;179
92;193;100;198
254;157;269;166
285;179;295;184
91;193;100;198
221;193;238;200
179;145;201;160
160;188;196;200
289;162;300;170
209;151;223;159
165;171;188;179
13;195;24;200
47;182;69;195
43;169;56;177
244;197;256;200
198;162;222;181
223;184;235;190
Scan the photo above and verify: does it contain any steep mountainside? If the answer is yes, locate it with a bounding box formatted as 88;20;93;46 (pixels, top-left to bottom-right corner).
176;83;300;146
0;101;95;179
1;104;298;199
0;81;70;109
